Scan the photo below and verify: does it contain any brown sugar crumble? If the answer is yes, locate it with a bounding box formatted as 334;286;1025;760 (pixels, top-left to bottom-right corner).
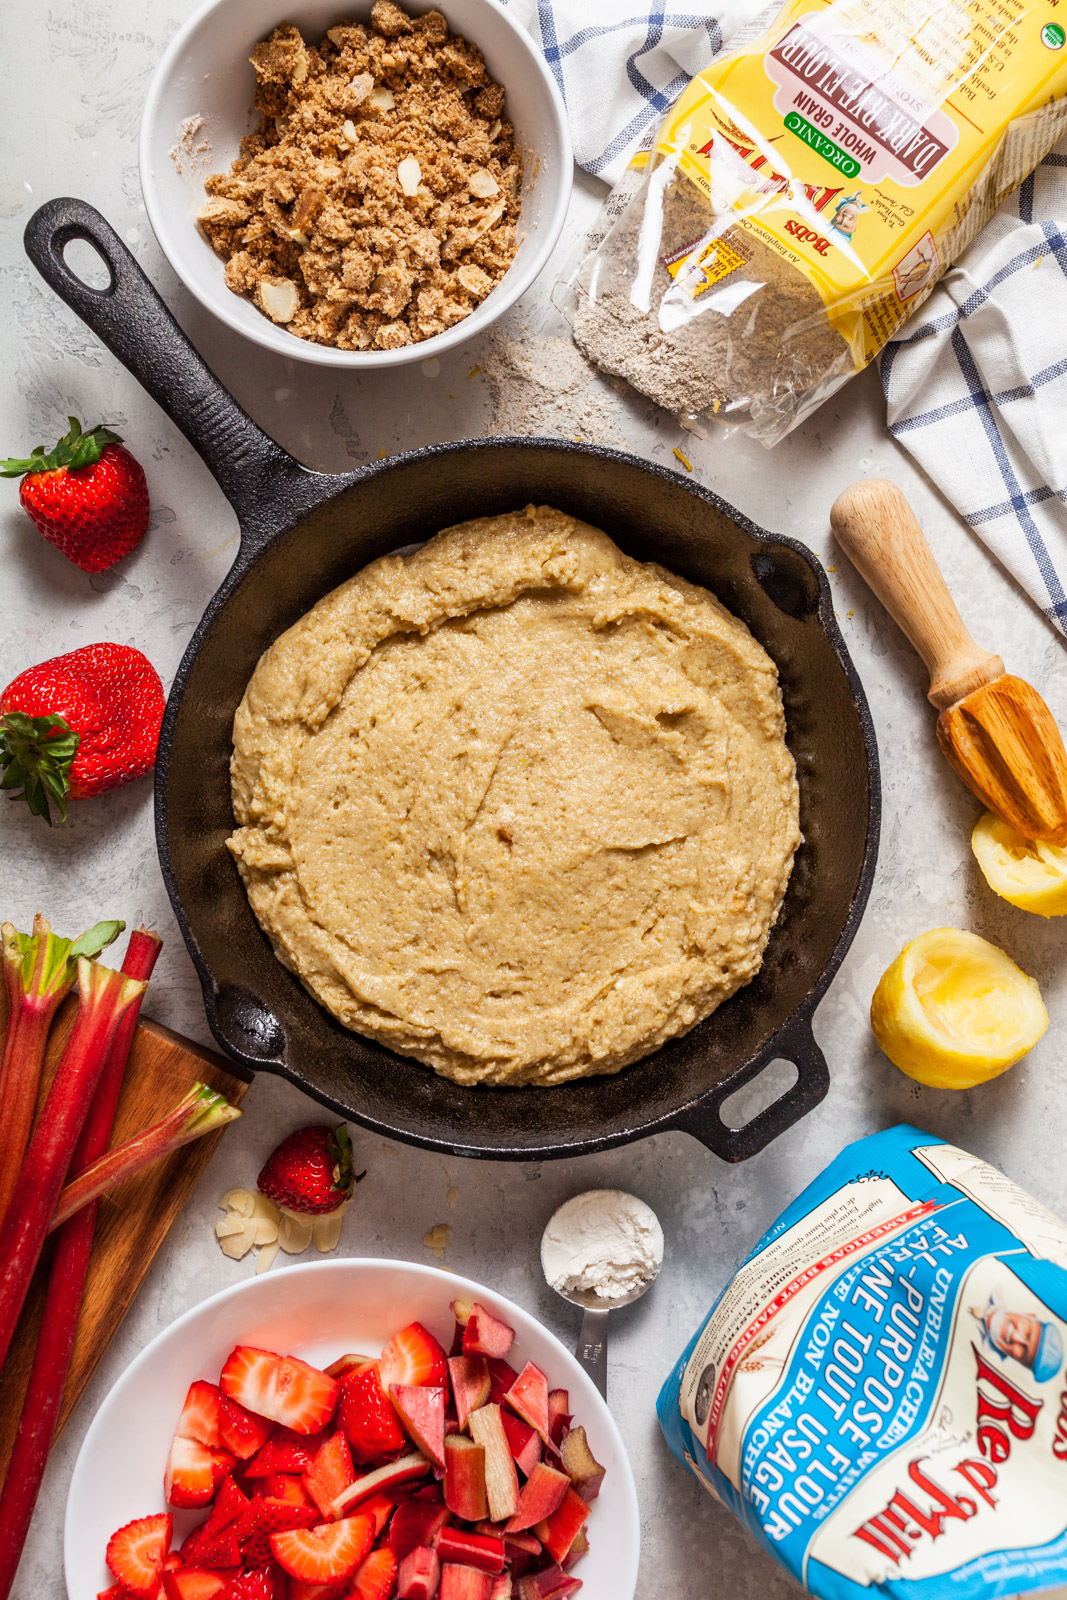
197;0;522;351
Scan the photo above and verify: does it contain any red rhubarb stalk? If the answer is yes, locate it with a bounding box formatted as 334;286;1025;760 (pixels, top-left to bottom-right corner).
49;1081;242;1232
0;927;160;1600
0;955;145;1376
0;913;123;1231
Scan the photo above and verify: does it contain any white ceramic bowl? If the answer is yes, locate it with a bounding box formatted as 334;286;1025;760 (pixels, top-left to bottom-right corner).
139;0;572;367
66;1258;639;1598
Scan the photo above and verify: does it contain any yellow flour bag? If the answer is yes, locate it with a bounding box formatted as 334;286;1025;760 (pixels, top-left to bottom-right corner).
572;0;1067;445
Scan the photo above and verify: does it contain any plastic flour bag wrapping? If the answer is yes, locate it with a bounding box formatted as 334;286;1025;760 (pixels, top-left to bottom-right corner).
658;1124;1067;1598
570;0;1067;447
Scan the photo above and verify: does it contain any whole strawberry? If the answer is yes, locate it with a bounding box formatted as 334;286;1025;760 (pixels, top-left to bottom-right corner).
258;1124;356;1217
2;416;149;572
0;643;165;824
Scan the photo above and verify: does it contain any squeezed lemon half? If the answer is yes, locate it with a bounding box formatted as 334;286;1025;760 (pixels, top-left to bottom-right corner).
870;927;1048;1089
972;811;1067;917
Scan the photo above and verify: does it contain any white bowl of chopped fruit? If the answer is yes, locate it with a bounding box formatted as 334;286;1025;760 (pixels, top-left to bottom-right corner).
67;1258;639;1599
139;0;572;365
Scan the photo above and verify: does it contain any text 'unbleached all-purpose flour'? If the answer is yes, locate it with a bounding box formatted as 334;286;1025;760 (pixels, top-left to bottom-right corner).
573;0;1067;445
659;1124;1067;1598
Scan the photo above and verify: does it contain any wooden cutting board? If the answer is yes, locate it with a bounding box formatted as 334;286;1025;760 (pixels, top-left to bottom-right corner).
0;993;249;1479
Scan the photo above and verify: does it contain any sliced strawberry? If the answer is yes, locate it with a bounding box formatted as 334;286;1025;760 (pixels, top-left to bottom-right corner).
223;1573;275;1600
166;1435;236;1508
106;1513;173;1596
348;1546;398;1600
245;1427;325;1477
266;1472;315;1507
386;1499;450;1560
219;1393;276;1460
235;1497;318;1566
379;1324;447;1392
339;1363;407;1465
206;1475;251;1533
98;1587;136;1600
390;1386;446;1469
176;1380;224;1448
287;1582;350;1600
161;1572;227;1600
357;1491;397;1539
270;1515;375;1583
304;1430;356;1519
460;1307;514;1362
221;1347;340;1436
184;1526;241;1571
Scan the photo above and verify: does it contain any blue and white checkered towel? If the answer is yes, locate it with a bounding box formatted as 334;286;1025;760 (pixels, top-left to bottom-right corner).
882;147;1067;639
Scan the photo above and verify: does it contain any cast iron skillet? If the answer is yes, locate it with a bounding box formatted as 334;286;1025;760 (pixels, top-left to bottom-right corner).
25;198;880;1164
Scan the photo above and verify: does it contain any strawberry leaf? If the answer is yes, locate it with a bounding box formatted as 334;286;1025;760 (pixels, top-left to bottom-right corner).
0;711;80;824
1;418;123;478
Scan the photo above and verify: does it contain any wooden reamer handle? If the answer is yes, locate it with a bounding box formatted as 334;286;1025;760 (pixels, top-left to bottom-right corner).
829;479;1004;709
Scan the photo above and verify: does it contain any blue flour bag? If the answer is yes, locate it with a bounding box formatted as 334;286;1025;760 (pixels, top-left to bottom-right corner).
658;1125;1067;1599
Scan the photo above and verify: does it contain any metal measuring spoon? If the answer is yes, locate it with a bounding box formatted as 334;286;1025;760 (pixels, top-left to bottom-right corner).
540;1190;663;1400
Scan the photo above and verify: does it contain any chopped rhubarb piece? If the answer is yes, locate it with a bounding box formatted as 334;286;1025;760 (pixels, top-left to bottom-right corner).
270;1513;375;1582
460;1305;515;1361
162;1571;227;1600
380;1323;448;1390
218;1393;275;1460
350;1545;399;1600
485;1360;518;1407
287;1583;350;1600
558;1428;605;1502
546;1392;570;1448
436;1527;505;1574
499;1411;541;1478
449;1319;466;1358
444;1433;488;1522
488;1579;511;1600
304;1431;355;1519
391;1383;447;1468
164;1434;235;1508
467;1407;519;1522
397;1545;441;1600
448;1356;490;1432
503;1531;542;1556
563;1526;589;1570
504;1366;550;1446
176;1379;223;1448
535;1488;589;1566
505;1464;569;1533
332;1452;432;1517
387;1498;450;1559
516;1570;581;1600
339;1361;408;1464
220;1347;339;1436
324;1352;375;1379
440;1565;493;1600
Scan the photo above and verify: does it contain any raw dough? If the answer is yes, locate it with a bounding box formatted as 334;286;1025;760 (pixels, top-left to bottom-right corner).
228;506;800;1086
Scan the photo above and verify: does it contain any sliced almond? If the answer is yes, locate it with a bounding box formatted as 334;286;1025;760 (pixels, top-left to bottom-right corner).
343;119;358;144
349;72;374;106
258;277;300;323
367;86;395;111
489;119;501;141
219;1187;255;1217
326;25;347;44
256;1240;281;1274
397;156;421;196
279;1212;314;1254
250;1215;280;1245
312;1205;347;1252
219;1220;257;1260
215;1214;246;1239
291;49;309;84
251;1192;281;1222
468;169;499;199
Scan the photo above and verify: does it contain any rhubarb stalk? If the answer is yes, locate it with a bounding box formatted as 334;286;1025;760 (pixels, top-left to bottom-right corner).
0;927;160;1600
49;1081;242;1232
0;914;123;1230
0;956;145;1377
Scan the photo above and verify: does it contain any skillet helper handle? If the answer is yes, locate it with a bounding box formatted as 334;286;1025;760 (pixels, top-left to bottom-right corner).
675;1016;829;1163
576;1306;609;1401
23;198;315;534
830;479;1004;710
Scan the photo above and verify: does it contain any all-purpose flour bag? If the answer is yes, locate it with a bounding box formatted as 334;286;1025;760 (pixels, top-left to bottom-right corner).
658;1125;1067;1598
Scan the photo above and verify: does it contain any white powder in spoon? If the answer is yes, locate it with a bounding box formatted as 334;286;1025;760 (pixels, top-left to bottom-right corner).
542;1189;663;1303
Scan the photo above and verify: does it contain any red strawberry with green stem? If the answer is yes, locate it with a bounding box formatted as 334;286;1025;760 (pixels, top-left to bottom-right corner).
0;643;165;823
258;1125;360;1217
1;417;149;572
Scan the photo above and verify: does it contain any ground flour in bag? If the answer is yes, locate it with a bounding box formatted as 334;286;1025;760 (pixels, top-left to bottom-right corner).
573;0;1067;445
659;1124;1067;1597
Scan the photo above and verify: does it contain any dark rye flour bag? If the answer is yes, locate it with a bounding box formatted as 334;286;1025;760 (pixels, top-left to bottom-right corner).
658;1124;1067;1598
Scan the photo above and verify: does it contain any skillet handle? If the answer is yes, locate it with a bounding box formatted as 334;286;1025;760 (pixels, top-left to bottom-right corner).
673;1015;829;1163
23;197;331;541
